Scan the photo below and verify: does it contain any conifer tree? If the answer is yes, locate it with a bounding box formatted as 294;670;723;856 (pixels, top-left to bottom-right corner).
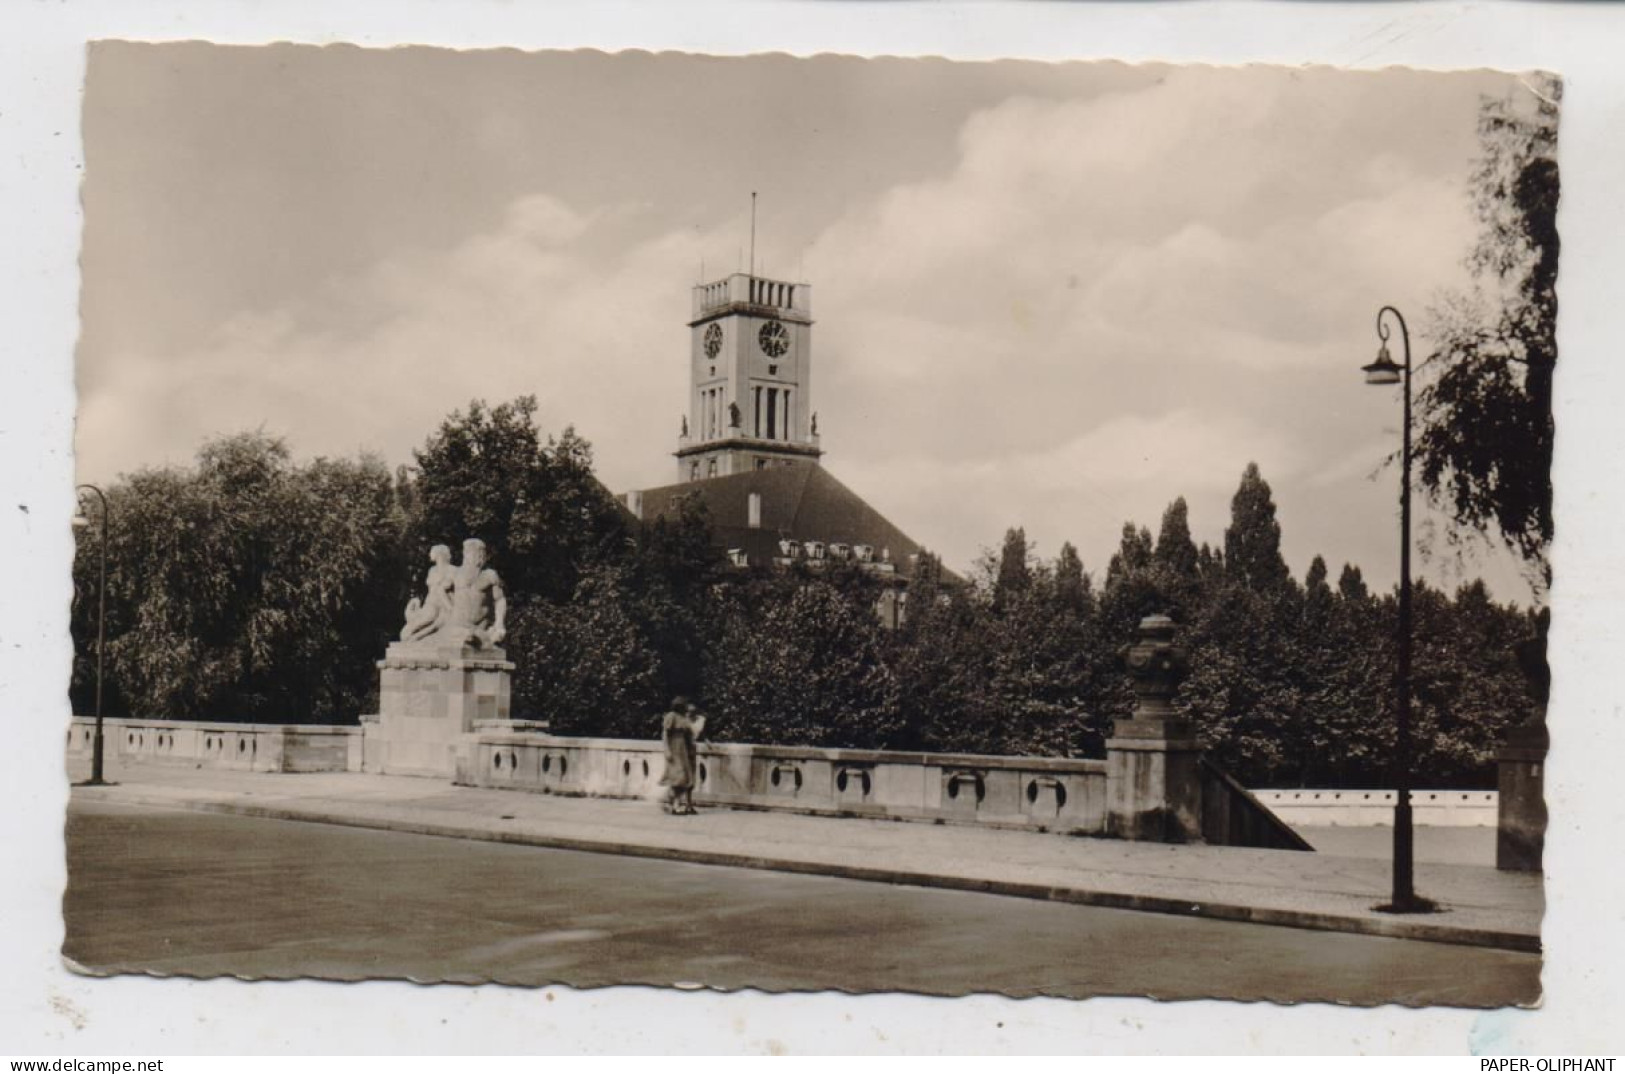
1054;541;1091;617
993;526;1032;609
1153;496;1203;619
1337;563;1369;602
1223;463;1292;593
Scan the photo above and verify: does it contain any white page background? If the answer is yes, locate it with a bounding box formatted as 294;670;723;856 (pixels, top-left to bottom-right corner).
2;0;1620;1056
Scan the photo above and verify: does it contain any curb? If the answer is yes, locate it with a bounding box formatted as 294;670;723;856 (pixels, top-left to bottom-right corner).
77;786;1541;955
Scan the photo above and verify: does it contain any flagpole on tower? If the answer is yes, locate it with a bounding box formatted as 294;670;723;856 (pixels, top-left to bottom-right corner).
750;192;758;281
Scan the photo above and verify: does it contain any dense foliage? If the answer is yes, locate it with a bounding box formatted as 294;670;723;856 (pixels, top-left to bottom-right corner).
71;433;410;724
1419;78;1560;588
75;401;1544;786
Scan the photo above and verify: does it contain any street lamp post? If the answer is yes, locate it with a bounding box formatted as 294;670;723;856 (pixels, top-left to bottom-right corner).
1361;306;1435;914
73;483;110;786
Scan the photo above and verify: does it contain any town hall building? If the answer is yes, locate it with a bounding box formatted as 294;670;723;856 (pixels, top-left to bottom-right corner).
622;272;945;621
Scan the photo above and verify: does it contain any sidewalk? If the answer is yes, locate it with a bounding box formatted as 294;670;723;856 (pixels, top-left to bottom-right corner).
65;758;1543;953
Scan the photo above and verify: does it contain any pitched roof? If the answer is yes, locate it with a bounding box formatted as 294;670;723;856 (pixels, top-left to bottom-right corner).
631;465;945;581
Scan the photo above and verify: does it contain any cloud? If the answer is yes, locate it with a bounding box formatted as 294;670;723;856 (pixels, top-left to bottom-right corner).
1020;409;1301;493
792;70;1485;577
78;194;719;491
834;407;1296;573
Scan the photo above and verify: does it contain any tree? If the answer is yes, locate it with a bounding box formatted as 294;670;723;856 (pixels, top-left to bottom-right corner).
1178;582;1304;784
411;397;630;605
1407;579;1541;786
992;526;1032;609
983;564;1103;757
620;492;727;705
1175;467;1307;782
904;549;946;622
1152;497;1203;619
1054;541;1091;616
1287;553;1385;786
891;585;997;753
509;567;665;739
1304;555;1330;601
1304;568;1392;786
1223;463;1292;593
1105;522;1154;589
1419;77;1560;585
703;581;900;750
1337;563;1369;602
1154;497;1200;579
70;432;407;724
1094;522;1163;729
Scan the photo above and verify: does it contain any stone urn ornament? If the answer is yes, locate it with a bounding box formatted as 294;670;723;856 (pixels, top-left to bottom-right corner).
1106;612;1201;842
1119;612;1190;711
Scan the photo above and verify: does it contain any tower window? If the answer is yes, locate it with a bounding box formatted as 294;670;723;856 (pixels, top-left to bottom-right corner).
766;388;778;440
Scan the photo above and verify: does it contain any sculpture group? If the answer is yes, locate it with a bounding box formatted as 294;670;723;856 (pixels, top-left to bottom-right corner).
400;537;508;649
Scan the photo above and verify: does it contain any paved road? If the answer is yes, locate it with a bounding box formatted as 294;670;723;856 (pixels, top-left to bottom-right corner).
63;801;1539;1006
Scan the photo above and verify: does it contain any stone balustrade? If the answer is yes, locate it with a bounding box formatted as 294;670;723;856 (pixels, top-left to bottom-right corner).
692;273;810;318
456;729;1109;834
67;716;361;773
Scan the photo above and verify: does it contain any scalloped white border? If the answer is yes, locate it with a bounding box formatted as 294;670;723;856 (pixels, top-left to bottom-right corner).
3;1;1621;1056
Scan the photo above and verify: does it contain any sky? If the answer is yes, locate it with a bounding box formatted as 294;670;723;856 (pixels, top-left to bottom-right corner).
76;43;1549;602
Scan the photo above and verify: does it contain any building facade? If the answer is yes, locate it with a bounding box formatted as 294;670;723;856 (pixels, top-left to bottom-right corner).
674;273;823;482
624;271;948;623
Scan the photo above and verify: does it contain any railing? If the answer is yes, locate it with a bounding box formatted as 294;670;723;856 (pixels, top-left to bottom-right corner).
67;716;362;773
692;273;811;317
457;730;1109;835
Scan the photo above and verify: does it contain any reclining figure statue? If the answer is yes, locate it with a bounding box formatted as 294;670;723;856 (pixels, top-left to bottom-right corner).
399;537;508;649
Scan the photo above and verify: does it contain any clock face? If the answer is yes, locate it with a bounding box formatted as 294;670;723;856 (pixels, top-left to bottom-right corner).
758;320;789;358
703;323;723;359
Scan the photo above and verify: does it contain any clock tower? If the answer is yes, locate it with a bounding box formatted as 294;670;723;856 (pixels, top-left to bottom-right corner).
676;272;823;482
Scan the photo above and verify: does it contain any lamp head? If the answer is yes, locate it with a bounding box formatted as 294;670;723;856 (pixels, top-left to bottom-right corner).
1362;342;1402;386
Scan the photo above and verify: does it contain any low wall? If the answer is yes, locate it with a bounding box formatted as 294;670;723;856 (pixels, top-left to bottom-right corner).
65;715;1309;849
67;716;362;774
1200;760;1314;850
456;731;1110;834
1254;788;1498;828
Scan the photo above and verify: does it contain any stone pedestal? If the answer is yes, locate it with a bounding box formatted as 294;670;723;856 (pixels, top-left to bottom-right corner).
1105;614;1204;843
1496;719;1548;872
1107;716;1204;843
363;641;514;777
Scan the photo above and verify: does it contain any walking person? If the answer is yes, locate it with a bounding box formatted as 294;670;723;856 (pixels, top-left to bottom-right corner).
660;697;706;815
